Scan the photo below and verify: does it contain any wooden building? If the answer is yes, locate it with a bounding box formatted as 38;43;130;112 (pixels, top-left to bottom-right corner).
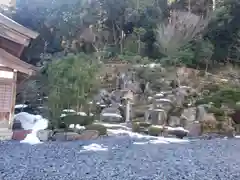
0;13;38;129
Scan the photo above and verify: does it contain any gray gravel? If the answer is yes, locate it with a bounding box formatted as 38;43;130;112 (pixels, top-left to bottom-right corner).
1;136;240;180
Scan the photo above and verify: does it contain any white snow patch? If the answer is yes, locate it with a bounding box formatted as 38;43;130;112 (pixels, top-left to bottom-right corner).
14;112;37;130
15;104;28;109
95;122;131;130
63;109;76;113
148;96;153;100
69;124;75;128
149;139;170;144
69;124;85;130
133;142;149;145
76;124;85;130
167;126;189;133
77;112;87;116
60;114;67;118
155;93;164;97
151;125;189;133
14;112;49;145
101;113;122;118
155;98;172;102
81;143;108;152
107;129;189;144
20;133;43;145
37;106;44;109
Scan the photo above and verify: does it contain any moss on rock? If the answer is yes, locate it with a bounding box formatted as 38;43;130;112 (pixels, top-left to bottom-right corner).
196;88;240;108
61;114;94;126
207;107;225;117
132;122;141;132
85;124;107;135
132;122;151;133
148;126;164;136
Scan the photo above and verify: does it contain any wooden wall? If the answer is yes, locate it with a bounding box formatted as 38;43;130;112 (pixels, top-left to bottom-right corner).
0;36;24;57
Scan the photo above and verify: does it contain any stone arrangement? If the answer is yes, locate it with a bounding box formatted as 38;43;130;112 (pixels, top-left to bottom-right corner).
1;65;239;142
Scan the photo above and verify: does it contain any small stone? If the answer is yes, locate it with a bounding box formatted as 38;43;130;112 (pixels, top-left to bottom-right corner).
77;130;99;140
37;130;53;141
12;130;32;140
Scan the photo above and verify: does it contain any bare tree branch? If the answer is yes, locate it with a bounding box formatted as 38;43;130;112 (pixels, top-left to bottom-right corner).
156;10;211;56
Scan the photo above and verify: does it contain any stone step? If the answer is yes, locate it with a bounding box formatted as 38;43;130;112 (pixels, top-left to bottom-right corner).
0;128;13;141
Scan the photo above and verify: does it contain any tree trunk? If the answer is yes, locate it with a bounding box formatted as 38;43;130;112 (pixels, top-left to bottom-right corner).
138;35;141;54
212;0;216;11
205;58;209;75
120;30;124;54
188;0;191;13
112;21;117;45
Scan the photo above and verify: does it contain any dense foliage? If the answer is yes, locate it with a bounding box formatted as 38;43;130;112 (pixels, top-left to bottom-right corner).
0;0;236;68
46;54;99;119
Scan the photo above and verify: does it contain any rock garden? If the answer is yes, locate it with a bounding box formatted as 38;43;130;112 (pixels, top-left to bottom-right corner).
1;0;240;178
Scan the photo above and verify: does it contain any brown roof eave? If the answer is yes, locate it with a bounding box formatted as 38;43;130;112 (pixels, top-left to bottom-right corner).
0;48;37;75
0;13;39;39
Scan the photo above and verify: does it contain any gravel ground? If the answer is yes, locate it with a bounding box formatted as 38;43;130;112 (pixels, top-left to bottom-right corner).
1;136;240;180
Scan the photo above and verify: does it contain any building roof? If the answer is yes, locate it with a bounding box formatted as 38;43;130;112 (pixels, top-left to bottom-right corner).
0;13;39;46
0;48;37;75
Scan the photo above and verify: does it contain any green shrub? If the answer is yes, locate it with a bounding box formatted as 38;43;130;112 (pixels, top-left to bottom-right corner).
47;121;54;130
148;126;163;136
132;122;151;133
216;122;223;130
132;117;145;122
195;88;240;108
170;107;184;116
59;122;67;129
207;107;225;116
215;116;226;122
132;122;141;132
134;111;145;118
85;124;107;135
138;122;152;128
203;84;221;93
61;114;94;126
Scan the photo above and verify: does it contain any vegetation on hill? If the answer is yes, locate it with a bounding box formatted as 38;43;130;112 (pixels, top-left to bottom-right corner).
0;0;238;68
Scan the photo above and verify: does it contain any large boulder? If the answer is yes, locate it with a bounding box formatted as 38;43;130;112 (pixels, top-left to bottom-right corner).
51;132;80;141
12;130;32;140
168;116;181;127
165;127;189;139
181;107;197;127
200;113;218;133
51;130;100;141
85;124;107;136
100;107;123;123
196;105;208;122
231;109;240;124
186;122;202;137
182;107;196;123
149;109;166;125
154;98;173;112
37;130;53;141
77;130;99;140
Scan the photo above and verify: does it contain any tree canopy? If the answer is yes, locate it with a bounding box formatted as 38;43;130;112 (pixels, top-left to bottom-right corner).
1;0;239;67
